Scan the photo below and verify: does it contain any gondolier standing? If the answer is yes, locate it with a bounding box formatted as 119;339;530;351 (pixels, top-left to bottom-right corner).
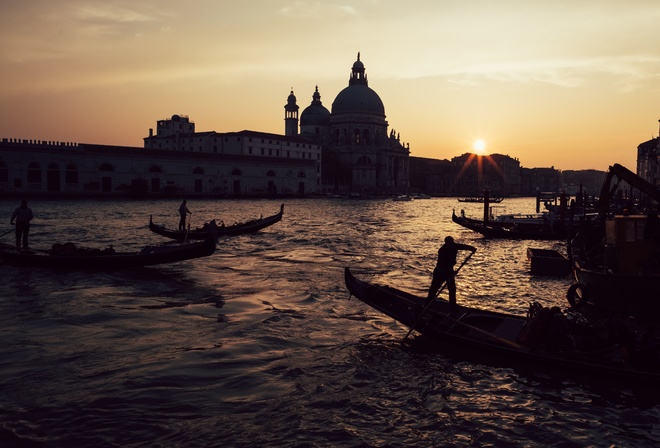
427;236;476;310
10;199;34;250
178;199;192;231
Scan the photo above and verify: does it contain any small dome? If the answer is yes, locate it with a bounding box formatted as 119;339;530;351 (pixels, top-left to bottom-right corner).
301;104;331;126
301;86;330;126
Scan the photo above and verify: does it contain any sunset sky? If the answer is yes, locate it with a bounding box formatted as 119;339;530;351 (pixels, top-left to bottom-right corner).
1;1;659;171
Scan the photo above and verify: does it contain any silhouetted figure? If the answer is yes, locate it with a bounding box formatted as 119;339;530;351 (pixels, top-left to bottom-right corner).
10;199;34;250
427;236;476;310
178;200;192;231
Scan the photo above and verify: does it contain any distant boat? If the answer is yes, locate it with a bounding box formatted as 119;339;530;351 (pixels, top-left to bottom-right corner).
392;195;414;201
457;196;504;203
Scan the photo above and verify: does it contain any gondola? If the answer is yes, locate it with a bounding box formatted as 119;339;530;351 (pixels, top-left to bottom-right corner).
149;204;284;241
344;267;660;383
0;222;217;269
452;210;566;240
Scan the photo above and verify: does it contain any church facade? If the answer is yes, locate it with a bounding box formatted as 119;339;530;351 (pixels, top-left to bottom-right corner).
288;53;411;195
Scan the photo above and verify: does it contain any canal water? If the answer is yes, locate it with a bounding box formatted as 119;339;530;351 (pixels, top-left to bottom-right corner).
0;197;658;447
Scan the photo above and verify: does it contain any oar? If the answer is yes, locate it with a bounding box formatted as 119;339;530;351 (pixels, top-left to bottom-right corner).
402;251;474;342
0;228;14;238
184;220;191;244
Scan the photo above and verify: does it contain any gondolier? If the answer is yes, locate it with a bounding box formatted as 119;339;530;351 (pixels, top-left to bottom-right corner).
10;199;34;250
427;236;476;310
178;199;192;231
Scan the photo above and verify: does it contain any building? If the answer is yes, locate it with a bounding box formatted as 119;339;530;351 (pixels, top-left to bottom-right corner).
0;134;320;197
450;153;522;197
637;120;659;187
143;114;322;195
290;53;411;195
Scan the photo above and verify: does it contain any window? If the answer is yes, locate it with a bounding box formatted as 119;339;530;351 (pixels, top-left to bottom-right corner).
27;162;41;182
0;161;7;183
65;163;78;184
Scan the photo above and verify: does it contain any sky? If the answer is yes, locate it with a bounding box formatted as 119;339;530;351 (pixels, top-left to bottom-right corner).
1;1;659;172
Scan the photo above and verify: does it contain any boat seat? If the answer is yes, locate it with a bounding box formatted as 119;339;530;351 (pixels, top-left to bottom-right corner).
494;319;526;340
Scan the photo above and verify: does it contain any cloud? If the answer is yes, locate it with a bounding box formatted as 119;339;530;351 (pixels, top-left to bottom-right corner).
279;2;358;17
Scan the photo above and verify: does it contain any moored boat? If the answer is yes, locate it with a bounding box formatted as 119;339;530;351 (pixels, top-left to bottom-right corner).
0;222;217;269
452;210;567;240
149;203;284;241
344;267;660;383
458;196;504;203
527;248;570;276
567;164;660;314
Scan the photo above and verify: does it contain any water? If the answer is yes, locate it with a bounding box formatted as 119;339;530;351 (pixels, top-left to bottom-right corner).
0;197;658;447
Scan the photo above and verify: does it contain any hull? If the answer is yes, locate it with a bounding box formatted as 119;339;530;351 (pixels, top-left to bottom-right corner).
345;267;660;383
0;230;216;269
150;204;284;241
452;210;566;240
527;248;570;276
573;262;660;314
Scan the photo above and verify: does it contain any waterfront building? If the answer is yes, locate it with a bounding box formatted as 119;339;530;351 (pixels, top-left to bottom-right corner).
636;119;659;187
1;131;320;197
291;54;411;195
450;153;522;197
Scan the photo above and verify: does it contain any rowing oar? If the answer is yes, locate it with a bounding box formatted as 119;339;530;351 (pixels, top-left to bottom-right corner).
402;251;475;343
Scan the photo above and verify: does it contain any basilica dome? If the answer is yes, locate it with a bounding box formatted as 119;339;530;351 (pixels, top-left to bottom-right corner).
331;54;385;116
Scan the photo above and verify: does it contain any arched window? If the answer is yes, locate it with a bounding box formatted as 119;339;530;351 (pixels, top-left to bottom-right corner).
231;168;242;176
266;170;276;177
0;160;7;183
27;162;41;183
193;167;204;175
65;163;78;184
354;129;361;144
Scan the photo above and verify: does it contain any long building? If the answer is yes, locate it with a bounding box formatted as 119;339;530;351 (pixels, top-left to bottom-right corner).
0;131;321;198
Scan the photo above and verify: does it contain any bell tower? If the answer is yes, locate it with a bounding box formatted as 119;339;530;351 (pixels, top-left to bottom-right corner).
284;89;299;136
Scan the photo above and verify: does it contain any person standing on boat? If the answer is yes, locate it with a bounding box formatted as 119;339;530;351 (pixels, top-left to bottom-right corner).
178;199;192;231
427;236;476;310
10;199;34;250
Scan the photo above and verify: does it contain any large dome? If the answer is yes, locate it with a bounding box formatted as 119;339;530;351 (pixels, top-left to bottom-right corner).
331;84;384;115
331;53;385;116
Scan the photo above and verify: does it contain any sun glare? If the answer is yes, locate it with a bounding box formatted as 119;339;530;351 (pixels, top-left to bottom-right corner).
473;139;486;153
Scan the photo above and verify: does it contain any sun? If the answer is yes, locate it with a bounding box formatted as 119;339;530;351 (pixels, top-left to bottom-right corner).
473;139;486;153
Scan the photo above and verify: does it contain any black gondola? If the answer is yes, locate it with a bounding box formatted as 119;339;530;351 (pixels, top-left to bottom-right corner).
344;267;660;384
0;222;217;269
452;210;567;240
149;204;284;241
